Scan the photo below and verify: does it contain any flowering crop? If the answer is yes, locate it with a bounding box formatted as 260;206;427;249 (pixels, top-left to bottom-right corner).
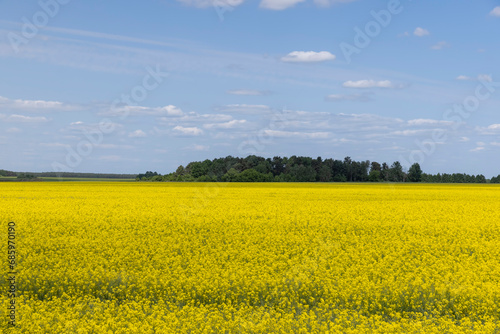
1;182;500;333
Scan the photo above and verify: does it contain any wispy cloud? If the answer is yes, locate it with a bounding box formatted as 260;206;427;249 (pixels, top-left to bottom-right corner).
226;89;270;96
2;114;49;123
173;125;204;136
455;74;492;82
262;129;329;139
259;0;306;10
183;144;210;151
407;119;455;127
101;105;184;117
342;80;394;89
490;6;500;17
414;27;430;37
431;41;450;50
203;119;247;129
0;96;79;112
313;0;359;7
6;127;22;134
326;93;373;102
470;146;485;152
176;0;245;9
281;51;336;63
215;104;272;114
129;130;147;138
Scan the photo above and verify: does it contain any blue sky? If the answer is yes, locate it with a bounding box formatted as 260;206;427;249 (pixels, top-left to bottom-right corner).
0;0;499;176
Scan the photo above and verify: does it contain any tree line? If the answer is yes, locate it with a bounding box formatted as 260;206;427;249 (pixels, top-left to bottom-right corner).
0;169;137;179
137;155;497;183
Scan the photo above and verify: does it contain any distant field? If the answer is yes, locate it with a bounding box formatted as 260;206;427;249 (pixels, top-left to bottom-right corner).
1;183;500;333
39;177;135;182
0;177;17;182
0;177;135;182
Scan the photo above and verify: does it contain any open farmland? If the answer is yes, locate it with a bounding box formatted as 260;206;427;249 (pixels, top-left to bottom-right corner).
1;182;500;333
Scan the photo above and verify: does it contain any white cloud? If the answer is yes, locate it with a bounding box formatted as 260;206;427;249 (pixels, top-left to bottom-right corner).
490;6;500;17
431;41;450;50
459;137;470;142
456;74;492;82
98;155;122;162
456;75;472;81
470;146;485;152
160;113;233;128
5;114;48;123
173;125;203;136
263;129;329;139
6;127;22;134
129;130;147;138
260;0;306;10
184;144;210;151
414;27;430;37
176;0;245;8
96;144;134;150
313;0;359;7
216;104;271;114
475;124;500;135
326;94;372;102
39;142;70;148
102;105;183;117
259;0;359;9
391;129;432;136
342;80;394;89
227;90;269;96
281;51;336;63
203;119;247;129
0;96;79;112
477;74;492;82
487;124;500;130
407;119;455;126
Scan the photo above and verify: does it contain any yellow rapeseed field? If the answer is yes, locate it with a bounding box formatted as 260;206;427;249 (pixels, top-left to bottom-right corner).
1;182;500;333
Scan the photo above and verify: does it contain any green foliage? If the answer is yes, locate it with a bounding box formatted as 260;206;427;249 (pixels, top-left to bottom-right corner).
369;170;381;182
0;169;17;177
135;155;499;183
421;173;489;184
17;173;36;179
408;163;423;182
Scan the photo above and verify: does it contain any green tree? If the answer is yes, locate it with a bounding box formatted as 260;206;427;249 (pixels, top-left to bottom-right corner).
389;161;404;182
368;170;381;182
408;163;422;182
318;165;332;182
221;168;240;182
